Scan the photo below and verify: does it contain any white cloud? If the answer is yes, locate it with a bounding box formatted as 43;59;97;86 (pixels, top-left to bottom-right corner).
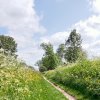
41;13;100;58
0;0;45;34
40;31;69;45
0;0;46;68
72;0;100;57
89;0;100;14
40;31;70;52
42;0;100;57
73;15;100;43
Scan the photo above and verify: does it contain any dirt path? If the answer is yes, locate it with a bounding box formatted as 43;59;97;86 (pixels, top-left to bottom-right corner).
43;77;76;100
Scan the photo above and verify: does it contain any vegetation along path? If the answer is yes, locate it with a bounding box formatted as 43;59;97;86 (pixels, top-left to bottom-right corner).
43;77;76;100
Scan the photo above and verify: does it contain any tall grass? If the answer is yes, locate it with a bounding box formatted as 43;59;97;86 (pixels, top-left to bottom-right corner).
0;53;67;100
45;59;100;100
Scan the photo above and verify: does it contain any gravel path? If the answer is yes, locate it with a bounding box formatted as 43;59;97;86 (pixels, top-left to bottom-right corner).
43;77;76;100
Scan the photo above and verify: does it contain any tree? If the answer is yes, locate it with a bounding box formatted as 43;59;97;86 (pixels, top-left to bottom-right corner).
0;35;17;55
56;44;65;64
64;29;82;63
57;44;65;58
38;43;59;72
36;60;47;72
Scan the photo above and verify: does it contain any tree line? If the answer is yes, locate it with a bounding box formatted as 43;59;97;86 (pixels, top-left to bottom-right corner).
37;29;87;72
0;30;87;72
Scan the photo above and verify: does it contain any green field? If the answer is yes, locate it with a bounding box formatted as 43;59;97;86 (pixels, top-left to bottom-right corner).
0;54;67;100
45;60;100;100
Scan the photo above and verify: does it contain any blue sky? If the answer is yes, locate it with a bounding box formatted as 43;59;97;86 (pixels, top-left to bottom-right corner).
0;27;8;34
35;0;91;33
0;0;100;69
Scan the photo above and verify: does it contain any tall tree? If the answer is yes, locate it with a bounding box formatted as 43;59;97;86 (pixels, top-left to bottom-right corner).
57;44;65;63
64;29;82;63
37;43;59;72
0;35;17;55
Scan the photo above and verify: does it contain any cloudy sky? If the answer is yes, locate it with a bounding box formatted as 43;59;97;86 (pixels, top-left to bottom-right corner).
0;0;100;69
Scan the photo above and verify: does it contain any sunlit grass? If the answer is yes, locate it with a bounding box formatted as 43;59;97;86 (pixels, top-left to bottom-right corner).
0;53;67;100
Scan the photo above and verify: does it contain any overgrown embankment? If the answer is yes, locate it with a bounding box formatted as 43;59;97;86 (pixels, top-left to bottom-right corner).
0;53;67;100
45;60;100;100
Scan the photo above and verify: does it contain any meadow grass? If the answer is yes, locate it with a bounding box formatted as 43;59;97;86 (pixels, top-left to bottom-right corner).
45;59;100;100
0;53;67;100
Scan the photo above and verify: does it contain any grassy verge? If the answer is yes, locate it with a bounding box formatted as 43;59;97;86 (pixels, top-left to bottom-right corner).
49;80;90;100
45;59;100;100
0;53;67;100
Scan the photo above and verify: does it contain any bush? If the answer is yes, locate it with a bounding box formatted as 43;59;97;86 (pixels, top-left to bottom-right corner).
45;59;100;100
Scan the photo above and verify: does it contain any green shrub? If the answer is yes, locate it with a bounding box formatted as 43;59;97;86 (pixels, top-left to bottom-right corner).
45;59;100;100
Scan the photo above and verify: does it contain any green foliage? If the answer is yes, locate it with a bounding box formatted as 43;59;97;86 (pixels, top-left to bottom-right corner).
66;29;82;47
40;43;53;56
57;44;65;59
42;55;58;70
0;35;17;55
45;60;100;100
56;44;65;65
36;60;47;72
78;49;87;61
37;29;87;70
0;53;67;100
65;29;83;63
38;43;60;72
39;65;47;72
64;47;80;62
